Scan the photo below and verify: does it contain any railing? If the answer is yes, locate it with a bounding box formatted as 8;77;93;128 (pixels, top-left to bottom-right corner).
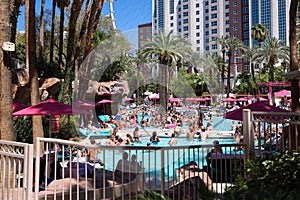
0;140;33;200
34;137;245;200
242;110;300;159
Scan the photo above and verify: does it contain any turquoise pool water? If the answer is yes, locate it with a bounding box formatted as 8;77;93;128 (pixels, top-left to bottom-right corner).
98;137;237;184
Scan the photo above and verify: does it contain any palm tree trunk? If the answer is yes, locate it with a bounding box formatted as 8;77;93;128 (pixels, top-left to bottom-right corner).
137;63;140;104
290;0;300;112
38;0;45;59
50;0;56;63
226;51;232;97
221;50;225;94
0;0;14;141
27;0;44;154
58;5;65;70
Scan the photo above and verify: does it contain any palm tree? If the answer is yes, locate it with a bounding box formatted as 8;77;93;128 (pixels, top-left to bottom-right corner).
26;0;44;151
225;37;244;97
0;0;14;140
251;24;269;47
140;31;191;116
38;0;45;59
290;0;300;112
187;51;202;74
215;36;229;89
50;0;56;63
254;37;290;103
240;46;257;94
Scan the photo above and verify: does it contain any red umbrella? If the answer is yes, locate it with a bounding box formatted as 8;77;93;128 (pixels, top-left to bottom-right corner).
196;98;205;102
13;101;29;112
274;90;291;97
13;99;74;116
225;102;290;121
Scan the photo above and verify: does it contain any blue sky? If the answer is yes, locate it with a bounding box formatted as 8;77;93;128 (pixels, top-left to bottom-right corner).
17;0;152;32
17;0;152;48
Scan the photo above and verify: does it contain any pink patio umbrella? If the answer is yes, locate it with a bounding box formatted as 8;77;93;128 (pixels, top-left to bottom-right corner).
236;97;248;102
222;97;236;102
148;93;159;99
73;100;97;109
169;97;182;102
185;98;198;102
97;99;113;104
225;102;290;121
274;90;291;97
13;101;29;112
124;97;134;101
13;98;74;116
196;98;206;102
204;97;211;101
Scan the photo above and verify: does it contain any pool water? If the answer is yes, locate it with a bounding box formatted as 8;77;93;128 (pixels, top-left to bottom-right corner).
98;137;237;184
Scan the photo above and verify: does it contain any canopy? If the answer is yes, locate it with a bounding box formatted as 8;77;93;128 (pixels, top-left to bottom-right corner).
222;97;236;102
13;102;29;112
225;102;290;121
73;100;97;109
236;97;248;102
185;98;197;102
274;90;291;97
13;99;74;116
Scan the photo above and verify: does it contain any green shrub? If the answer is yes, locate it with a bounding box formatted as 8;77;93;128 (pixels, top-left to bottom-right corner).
224;152;300;200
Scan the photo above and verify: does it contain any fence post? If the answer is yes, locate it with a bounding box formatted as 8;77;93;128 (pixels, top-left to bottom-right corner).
26;144;34;200
34;138;41;200
160;149;165;196
243;109;253;161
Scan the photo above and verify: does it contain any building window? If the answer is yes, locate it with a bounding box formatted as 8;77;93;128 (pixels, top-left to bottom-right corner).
211;29;217;34
226;28;230;32
197;40;200;44
196;3;199;7
205;38;209;43
211;36;217;41
243;32;249;38
178;14;181;18
243;15;249;22
183;19;188;24
226;20;230;24
211;0;217;3
170;23;173;27
233;17;238;23
179;28;181;32
244;65;250;72
243;7;249;13
183;5;188;9
212;44;218;49
178;8;181;12
205;1;208;6
233;26;238;31
196;10;200;15
196;18;200;22
211;6;217;11
183;12;188;16
234;50;239;55
183;26;188;31
233;10;238;14
178;21;181;25
197;47;200;51
196;32;200;37
211;21;217;26
205;16;209;20
196;25;200;29
205;23;209;28
205;31;209;35
205;46;209;51
184;33;188;38
225;12;229;17
244;40;249;46
205;9;209;13
225;5;229;9
243;23;249;30
233;33;238;38
233;1;238;6
243;0;248;4
170;16;173;20
234;58;239;63
183;0;188;2
211;13;217;18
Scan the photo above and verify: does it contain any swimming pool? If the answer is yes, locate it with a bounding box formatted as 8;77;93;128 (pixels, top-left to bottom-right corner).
97;137;238;187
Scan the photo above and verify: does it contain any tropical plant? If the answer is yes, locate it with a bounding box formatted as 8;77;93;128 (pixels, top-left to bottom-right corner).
225;37;244;97
240;46;258;95
254;37;289;103
140;31;191;117
251;24;269;47
215;35;229;88
224;152;300;200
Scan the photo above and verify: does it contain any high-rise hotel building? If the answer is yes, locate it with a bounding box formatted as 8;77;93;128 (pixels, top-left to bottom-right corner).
151;0;293;75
